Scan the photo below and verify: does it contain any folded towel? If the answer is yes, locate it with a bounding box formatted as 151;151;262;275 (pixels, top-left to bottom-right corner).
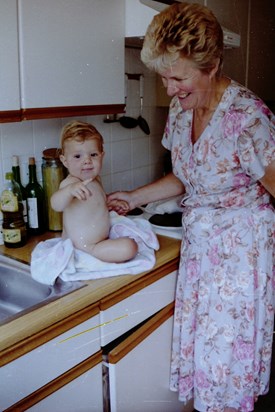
31;212;159;285
143;195;183;215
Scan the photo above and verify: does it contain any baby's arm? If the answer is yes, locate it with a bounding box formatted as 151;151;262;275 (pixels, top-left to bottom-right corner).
51;177;93;212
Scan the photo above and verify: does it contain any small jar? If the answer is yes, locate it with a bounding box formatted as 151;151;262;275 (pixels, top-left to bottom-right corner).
42;148;66;231
2;207;27;248
1;172;27;248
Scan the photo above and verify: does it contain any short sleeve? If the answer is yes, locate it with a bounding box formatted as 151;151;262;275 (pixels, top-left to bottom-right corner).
237;104;275;180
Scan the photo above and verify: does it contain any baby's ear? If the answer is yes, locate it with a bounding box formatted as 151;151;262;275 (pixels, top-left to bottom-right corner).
60;154;67;168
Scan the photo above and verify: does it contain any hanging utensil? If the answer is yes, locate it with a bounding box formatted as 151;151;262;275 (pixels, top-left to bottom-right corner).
137;74;150;135
117;74;138;129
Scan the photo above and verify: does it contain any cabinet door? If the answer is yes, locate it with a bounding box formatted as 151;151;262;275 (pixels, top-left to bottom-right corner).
0;313;100;411
26;356;103;412
18;0;125;109
100;270;177;346
105;303;193;412
0;0;20;113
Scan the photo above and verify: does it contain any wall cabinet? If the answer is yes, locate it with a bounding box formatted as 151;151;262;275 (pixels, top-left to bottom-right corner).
18;0;125;110
0;0;125;123
0;0;21;121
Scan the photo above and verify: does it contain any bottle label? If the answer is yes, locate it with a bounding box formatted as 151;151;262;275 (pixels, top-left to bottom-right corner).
27;198;39;228
3;228;21;243
22;199;28;223
1;190;19;212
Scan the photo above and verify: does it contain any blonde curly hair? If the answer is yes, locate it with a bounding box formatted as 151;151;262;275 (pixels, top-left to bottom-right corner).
141;2;224;76
60;121;104;154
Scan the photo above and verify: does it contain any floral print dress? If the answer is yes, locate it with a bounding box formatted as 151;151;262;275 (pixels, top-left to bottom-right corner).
163;80;275;412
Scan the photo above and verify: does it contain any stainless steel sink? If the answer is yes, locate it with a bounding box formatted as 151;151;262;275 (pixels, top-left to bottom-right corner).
0;255;85;325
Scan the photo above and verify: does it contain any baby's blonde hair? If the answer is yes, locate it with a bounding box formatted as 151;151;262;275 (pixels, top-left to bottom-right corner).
141;2;224;76
60;121;104;153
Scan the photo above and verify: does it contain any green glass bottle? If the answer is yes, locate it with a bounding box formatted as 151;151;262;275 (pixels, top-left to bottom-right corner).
12;155;28;226
0;172;27;248
26;157;46;235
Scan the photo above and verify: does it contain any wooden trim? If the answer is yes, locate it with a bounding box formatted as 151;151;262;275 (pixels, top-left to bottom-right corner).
4;351;102;412
0;110;22;123
21;104;125;120
0;304;99;367
108;302;175;364
0;104;125;123
100;258;179;311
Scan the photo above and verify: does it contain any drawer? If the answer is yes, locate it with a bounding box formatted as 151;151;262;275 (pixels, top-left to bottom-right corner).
0;313;100;411
100;270;177;346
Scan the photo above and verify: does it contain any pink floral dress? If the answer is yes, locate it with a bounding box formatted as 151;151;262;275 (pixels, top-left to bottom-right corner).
163;80;275;412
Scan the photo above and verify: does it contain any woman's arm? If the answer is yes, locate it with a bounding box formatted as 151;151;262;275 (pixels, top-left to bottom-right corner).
107;172;185;214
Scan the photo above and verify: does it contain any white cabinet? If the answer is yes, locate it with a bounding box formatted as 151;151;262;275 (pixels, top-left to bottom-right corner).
0;0;21;116
100;270;178;346
26;353;103;412
125;0;157;38
0;312;101;411
18;0;125;109
104;303;193;412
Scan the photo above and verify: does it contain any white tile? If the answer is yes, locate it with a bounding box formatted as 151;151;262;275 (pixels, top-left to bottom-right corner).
33;118;62;156
132;137;150;168
101;142;112;176
111;140;131;173
133;166;150;188
111;170;133;192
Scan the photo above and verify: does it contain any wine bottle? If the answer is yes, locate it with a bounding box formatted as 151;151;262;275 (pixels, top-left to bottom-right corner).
12;155;28;225
0;172;27;248
26;157;46;235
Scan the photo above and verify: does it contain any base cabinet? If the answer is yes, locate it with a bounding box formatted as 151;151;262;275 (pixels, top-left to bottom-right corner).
26;354;103;412
103;303;193;412
0;312;101;411
1;267;182;411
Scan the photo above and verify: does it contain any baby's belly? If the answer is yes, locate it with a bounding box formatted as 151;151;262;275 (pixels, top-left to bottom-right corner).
63;208;110;247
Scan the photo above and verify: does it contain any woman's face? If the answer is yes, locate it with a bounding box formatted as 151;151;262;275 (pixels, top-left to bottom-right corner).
160;57;217;111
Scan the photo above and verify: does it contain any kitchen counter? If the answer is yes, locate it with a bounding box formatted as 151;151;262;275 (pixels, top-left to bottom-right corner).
0;232;181;365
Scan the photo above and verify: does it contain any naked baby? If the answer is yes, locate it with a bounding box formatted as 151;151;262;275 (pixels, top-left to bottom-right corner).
51;121;138;263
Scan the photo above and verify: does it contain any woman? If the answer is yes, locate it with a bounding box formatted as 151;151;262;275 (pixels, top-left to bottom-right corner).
108;3;275;411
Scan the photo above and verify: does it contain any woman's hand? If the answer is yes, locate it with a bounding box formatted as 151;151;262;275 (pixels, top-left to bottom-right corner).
107;191;135;215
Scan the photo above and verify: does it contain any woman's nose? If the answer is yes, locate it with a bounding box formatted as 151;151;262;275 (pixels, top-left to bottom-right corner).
166;80;178;97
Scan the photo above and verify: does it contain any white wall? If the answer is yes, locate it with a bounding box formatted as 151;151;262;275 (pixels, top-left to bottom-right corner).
0;48;168;195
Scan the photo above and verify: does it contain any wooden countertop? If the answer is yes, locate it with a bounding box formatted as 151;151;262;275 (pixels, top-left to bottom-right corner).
0;232;181;365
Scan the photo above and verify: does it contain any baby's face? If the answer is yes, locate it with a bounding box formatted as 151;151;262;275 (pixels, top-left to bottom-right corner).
61;138;104;181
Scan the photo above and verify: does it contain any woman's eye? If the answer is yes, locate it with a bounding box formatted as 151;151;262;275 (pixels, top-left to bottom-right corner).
91;153;99;158
74;154;80;159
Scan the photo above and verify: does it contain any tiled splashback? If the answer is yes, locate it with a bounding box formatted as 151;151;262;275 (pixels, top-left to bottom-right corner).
0;48;169;195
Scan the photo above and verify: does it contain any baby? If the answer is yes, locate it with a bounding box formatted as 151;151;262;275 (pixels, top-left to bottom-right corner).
51;121;138;263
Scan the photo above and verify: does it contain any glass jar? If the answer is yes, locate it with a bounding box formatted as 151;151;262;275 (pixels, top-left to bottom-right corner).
2;208;27;248
1;172;27;248
42;148;66;231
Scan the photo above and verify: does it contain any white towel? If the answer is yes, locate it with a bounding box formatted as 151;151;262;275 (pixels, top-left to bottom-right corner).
31;212;159;285
143;195;183;214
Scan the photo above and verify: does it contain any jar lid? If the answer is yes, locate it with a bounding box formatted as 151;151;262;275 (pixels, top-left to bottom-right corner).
42;148;62;160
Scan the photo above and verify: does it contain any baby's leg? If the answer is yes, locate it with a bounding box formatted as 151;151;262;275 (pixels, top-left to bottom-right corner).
88;237;138;263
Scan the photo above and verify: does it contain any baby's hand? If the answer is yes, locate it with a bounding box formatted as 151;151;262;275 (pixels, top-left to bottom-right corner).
108;199;130;215
70;178;93;200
